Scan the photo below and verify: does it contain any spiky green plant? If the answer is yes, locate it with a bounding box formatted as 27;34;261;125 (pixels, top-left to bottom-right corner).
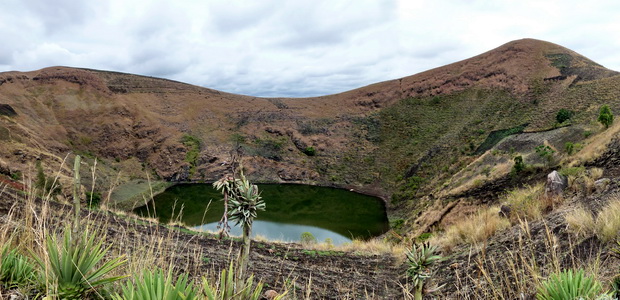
213;169;265;290
201;262;287;300
113;268;198;300
34;228;126;299
0;244;37;288
406;242;442;300
536;269;605;300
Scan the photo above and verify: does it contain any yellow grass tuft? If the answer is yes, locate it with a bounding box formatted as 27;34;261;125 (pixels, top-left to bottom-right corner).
432;206;510;252
564;205;595;238
502;184;550;222
595;196;620;243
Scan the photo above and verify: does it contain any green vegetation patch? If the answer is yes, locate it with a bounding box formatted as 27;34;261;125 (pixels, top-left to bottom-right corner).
181;134;201;175
474;123;528;155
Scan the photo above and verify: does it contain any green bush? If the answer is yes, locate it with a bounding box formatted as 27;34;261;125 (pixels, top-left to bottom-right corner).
512;155;525;174
535;145;556;166
300;232;317;244
86;191;102;208
556;108;574;124
598;105;614;129
303;146;316;156
536;269;604;300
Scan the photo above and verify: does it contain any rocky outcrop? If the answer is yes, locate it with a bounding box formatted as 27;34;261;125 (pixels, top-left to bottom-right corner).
546;170;568;196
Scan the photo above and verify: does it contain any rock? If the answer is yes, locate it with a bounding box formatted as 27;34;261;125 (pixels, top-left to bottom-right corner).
595;178;611;192
263;290;279;300
545;170;567;196
499;204;512;218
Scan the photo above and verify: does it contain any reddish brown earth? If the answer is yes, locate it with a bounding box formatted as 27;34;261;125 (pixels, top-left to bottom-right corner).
0;38;615;203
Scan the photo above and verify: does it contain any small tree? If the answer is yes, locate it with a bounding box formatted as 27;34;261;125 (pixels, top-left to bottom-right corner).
512;155;525;174
213;168;265;291
598;104;614;129
535;145;556;167
556;108;573;124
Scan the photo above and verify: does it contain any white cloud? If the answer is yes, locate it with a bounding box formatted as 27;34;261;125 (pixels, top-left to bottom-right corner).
0;0;619;97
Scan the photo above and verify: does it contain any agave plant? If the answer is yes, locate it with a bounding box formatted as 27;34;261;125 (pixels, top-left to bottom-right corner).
113;268;198;300
34;228;126;299
406;242;442;300
536;269;605;300
0;244;37;288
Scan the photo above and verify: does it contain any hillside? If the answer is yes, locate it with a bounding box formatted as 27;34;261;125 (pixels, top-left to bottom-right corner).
2;38;620;298
0;38;619;216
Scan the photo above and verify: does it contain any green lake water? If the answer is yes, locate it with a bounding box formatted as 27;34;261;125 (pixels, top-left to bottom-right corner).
133;184;389;244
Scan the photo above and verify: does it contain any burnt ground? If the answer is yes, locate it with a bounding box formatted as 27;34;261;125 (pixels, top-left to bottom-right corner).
0;187;406;299
430;178;620;299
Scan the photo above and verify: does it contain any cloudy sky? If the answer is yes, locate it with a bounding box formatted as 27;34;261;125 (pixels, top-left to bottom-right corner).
1;0;619;97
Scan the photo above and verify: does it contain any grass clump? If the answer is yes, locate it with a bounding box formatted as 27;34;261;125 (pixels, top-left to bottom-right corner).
565;197;620;243
502;184;549;222
594;197;620;243
565;205;595;238
433;206;510;251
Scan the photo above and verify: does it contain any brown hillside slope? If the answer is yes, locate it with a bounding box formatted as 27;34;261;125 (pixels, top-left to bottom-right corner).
0;38;617;209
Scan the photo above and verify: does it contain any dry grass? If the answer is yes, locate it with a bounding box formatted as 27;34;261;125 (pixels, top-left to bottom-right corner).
565;195;620;243
450;218;615;299
502;184;551;222
569;118;620;167
595;196;620;243
431;206;510;252
564;205;596;238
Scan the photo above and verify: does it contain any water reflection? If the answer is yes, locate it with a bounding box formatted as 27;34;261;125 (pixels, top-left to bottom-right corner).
192;220;352;245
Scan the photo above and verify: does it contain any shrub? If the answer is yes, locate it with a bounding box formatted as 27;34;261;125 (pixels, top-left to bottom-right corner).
300;232;317;244
512;155;525;174
535;145;556;167
598;105;614;129
536;269;603;300
564;142;575;155
556;108;574;124
303;146;316;156
86;191;102;208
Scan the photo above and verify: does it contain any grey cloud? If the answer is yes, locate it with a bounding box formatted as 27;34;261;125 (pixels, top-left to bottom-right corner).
207;1;278;34
22;0;98;33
